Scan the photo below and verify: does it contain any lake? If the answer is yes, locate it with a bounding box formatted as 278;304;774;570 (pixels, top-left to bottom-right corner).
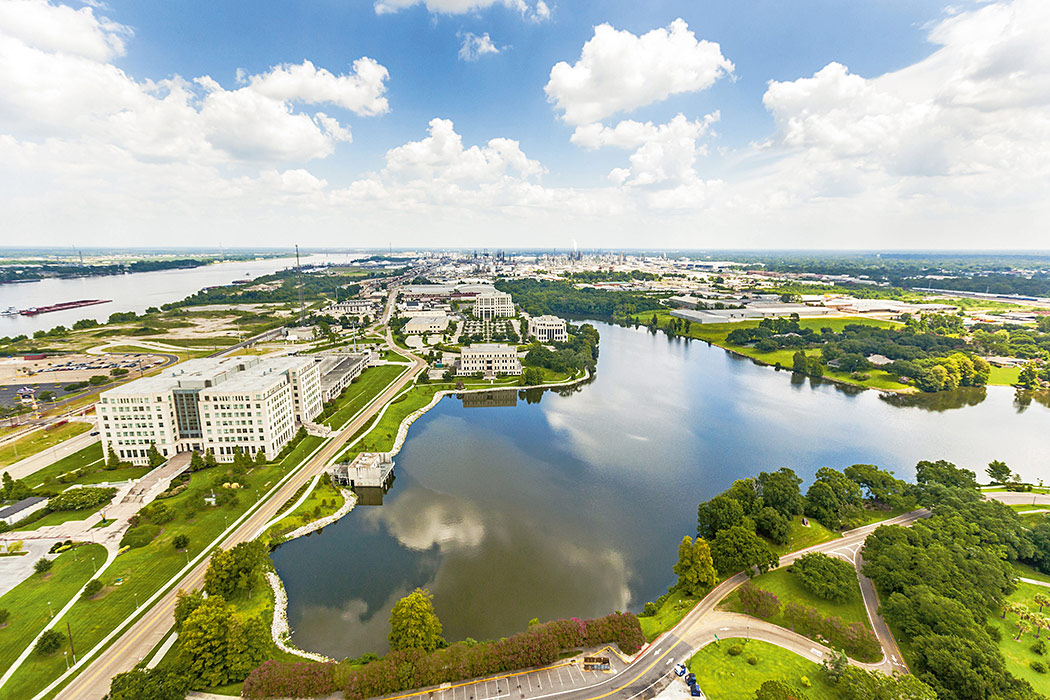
0;253;344;335
271;321;1050;659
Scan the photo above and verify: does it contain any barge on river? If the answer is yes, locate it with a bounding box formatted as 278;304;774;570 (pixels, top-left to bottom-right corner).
19;299;111;315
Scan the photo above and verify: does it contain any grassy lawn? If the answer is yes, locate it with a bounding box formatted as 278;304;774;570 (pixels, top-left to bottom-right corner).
336;384;441;462
0;544;107;675
688;639;844;700
323;365;406;429
770;517;840;556
849;506;912;528
989;582;1050;694
0;456;314;700
1013;562;1050;584
21;442;103;487
638;590;700;642
988;366;1022;386
11;502;110;532
268;476;345;540
0;422;92;467
719;566;874;658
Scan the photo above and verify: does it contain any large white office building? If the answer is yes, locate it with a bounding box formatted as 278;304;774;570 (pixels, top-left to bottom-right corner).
99;356;322;465
473;291;515;319
458;344;522;376
528;315;568;343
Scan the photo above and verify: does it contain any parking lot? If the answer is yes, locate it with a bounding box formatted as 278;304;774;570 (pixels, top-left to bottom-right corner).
404;652;629;700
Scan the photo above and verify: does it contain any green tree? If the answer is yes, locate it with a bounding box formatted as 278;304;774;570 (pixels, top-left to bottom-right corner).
673;536;718;596
914;459;977;490
758;468;805;518
81;579;103;599
725;478;763;515
35;629;63;655
388;587;444;652
755;679;806;700
843;464;911;509
805;467;862;529
792;350;809;374
1019;362;1040;389
697;495;749;540
189;451;205;471
986;460;1012;485
204;541;267;599
172;534;190;550
176;596;235;688
204;449;218;468
146;442;165;468
755;506;790;545
710;526;779;578
34;557;53;574
106;446;122;469
174;589;206;632
521;367;544;386
836;666;937;700
107;667;190;700
792;553;857;602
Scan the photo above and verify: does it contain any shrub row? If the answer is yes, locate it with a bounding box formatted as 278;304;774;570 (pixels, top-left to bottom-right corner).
46;486;116;512
242;613;645;700
782;602;881;662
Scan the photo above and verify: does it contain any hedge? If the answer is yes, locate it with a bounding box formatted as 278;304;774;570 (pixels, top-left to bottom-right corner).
242;612;645;700
782;602;881;661
46;487;116;513
120;523;161;549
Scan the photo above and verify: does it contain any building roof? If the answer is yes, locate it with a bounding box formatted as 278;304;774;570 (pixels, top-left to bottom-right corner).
102;355;312;397
462;343;517;353
0;496;47;519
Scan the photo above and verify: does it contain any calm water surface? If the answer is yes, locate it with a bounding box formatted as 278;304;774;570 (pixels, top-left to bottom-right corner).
272;322;1050;659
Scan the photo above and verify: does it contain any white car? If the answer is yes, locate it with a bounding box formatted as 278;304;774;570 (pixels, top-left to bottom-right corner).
673;663;687;677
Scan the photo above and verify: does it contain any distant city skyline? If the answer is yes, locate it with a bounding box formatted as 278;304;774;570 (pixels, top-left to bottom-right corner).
1;0;1047;249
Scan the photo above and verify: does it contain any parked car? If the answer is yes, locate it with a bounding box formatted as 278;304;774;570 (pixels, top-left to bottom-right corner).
688;681;704;697
673;663;687;677
685;673;696;685
90;431;100;436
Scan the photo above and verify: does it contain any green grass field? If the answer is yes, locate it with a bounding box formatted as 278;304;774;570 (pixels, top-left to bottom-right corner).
323;365;406;429
988;582;1050;694
850;506;912;528
0;454;320;700
638;590;700;642
0;422;92;467
21;442;103;487
647;311;911;392
1014;562;1050;584
769;517;840;556
688;639;844;700
11;502;109;532
988;365;1022;386
719;565;873;655
269;476;345;540
0;544;107;674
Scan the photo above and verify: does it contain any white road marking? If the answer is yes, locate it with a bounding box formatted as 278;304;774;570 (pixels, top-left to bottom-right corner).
665;657;673;665
810;648;823;657
719;627;729;631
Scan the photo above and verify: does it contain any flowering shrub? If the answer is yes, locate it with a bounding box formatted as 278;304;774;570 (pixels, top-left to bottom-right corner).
242;612;645;699
241;660;339;698
738;583;780;619
781;602;881;661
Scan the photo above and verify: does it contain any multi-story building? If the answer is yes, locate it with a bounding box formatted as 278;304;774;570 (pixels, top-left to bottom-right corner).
458;344;522;376
404;315;451;335
528;315;567;343
473;291;514;319
98;356;322;465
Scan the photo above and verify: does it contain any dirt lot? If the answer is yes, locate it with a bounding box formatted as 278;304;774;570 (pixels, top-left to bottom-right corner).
0;352;168;386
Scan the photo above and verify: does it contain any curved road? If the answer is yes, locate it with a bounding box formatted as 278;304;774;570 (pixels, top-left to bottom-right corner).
47;289;425;700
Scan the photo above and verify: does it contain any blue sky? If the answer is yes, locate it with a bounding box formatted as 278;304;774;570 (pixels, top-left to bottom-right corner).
0;0;1047;248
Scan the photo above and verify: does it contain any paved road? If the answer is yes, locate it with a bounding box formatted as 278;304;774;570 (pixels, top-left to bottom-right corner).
985;492;1050;507
51;287;423;700
3;418;99;480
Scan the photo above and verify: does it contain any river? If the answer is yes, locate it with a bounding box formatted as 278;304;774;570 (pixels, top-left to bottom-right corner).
271;321;1050;660
0;253;348;336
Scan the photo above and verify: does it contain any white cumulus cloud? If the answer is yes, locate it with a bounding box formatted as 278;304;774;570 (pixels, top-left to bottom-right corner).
458;32;500;62
0;0;390;163
545;18;733;125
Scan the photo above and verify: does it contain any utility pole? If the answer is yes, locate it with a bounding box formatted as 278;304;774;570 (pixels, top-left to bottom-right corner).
67;620;76;663
295;245;306;325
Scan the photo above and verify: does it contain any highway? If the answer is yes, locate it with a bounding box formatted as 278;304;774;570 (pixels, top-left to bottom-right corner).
50;288;425;700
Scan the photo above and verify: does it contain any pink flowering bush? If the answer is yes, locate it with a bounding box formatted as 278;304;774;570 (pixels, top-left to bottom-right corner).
241;612;645;699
